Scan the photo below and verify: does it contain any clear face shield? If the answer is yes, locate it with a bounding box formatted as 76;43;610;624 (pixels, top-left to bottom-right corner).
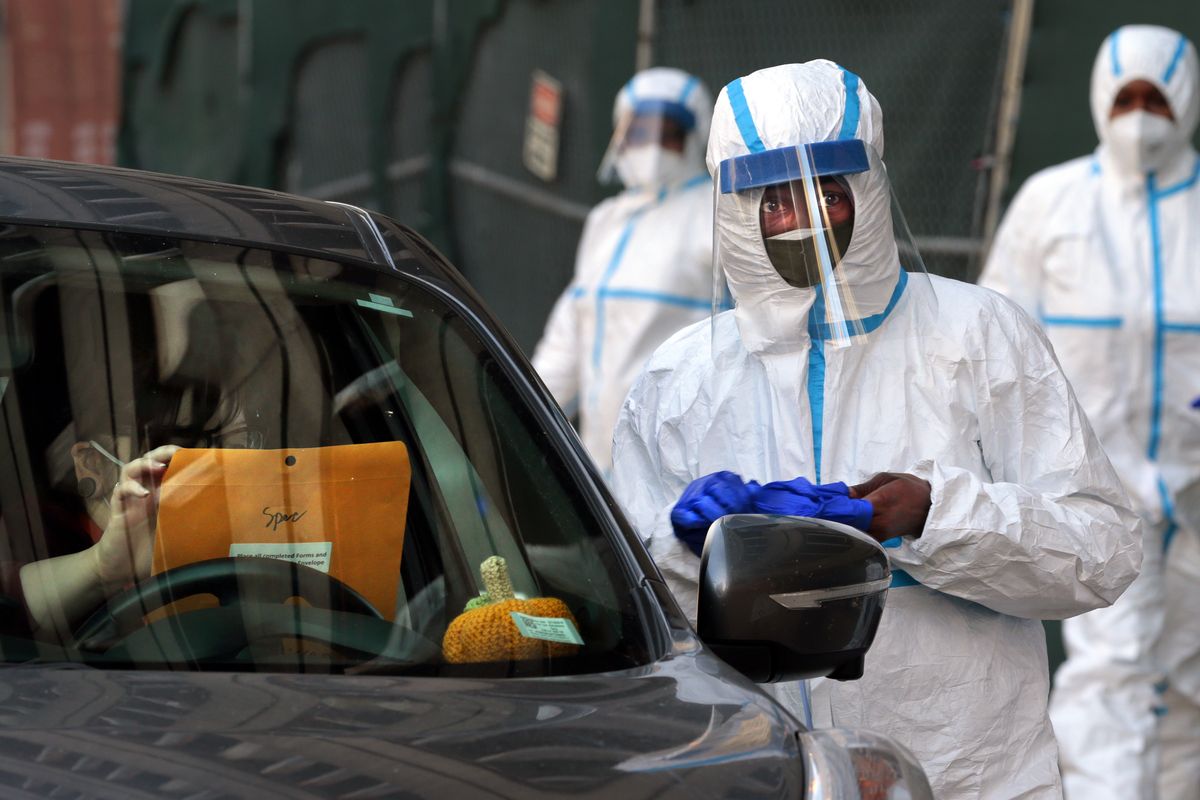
712;140;935;349
597;100;695;189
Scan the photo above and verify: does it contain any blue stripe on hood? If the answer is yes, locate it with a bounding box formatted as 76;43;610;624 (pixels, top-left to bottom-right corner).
725;78;766;153
837;69;861;140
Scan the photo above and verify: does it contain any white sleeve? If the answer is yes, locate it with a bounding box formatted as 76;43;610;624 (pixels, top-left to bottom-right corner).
979;174;1165;522
610;369;703;620
531;211;603;411
890;302;1143;619
976;177;1049;317
530;287;582;411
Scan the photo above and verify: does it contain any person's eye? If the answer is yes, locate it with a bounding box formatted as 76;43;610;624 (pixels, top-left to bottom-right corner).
824;192;841;206
763;200;781;214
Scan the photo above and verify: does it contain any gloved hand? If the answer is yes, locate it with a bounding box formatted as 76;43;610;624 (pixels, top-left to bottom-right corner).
754;476;873;532
753;476;823;515
671;471;757;556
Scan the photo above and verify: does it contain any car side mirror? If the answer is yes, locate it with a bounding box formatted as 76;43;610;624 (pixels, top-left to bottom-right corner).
697;514;889;683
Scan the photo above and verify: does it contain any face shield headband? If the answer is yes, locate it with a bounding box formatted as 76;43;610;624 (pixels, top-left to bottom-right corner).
598;98;700;186
718;139;869;194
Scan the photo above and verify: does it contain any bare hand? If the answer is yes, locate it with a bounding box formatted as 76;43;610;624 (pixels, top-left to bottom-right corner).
93;445;180;591
848;472;931;543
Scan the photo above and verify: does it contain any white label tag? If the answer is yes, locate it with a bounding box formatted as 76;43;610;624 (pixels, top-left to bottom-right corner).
509;611;583;645
229;542;332;573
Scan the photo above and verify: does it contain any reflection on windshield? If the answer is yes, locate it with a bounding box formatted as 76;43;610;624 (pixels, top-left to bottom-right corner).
0;225;650;676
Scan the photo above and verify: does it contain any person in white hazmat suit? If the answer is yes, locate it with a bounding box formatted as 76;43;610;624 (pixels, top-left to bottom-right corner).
979;25;1200;800
611;60;1143;799
531;67;715;475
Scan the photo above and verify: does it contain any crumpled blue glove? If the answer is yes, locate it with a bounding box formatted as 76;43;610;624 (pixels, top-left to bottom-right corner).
671;471;757;556
753;476;873;532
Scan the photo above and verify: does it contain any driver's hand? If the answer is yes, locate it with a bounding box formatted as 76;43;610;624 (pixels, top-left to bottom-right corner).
93;445;179;591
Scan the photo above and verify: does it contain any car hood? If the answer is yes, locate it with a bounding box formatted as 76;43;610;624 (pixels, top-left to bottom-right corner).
0;651;805;798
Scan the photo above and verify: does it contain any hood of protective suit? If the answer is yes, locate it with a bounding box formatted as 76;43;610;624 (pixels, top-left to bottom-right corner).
706;61;899;354
1091;25;1199;180
611;67;713;189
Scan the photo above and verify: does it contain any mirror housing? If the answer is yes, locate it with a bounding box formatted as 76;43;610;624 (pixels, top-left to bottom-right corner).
697;514;889;683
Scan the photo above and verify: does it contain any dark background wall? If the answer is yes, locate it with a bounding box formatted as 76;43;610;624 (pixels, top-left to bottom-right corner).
116;1;1200;350
117;0;1017;352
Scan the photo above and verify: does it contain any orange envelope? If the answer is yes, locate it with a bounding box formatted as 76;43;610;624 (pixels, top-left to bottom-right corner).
154;442;411;619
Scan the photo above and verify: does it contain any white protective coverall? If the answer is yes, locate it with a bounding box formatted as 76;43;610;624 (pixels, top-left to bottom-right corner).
612;61;1142;799
980;25;1200;800
532;68;714;473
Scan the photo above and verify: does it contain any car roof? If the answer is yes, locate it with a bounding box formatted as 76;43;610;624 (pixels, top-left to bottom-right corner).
0;156;438;274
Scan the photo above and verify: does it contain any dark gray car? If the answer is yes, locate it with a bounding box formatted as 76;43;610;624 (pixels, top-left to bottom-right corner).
0;158;929;798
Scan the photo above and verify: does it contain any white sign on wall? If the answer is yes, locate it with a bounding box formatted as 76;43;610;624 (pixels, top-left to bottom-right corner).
523;70;563;182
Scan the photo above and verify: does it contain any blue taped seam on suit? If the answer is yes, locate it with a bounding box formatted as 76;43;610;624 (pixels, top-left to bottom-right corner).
589;174;711;372
837;69;861;141
1147;173;1166;462
1041;315;1123;328
592;215;642;370
598;288;710;309
809;270;908;340
1110;31;1123;76
807;289;827;485
1155;157;1200;199
1163;34;1189;83
882;539;919;587
799;682;814;728
725;78;766;153
1138;167;1200;557
807;345;826;484
1159;478;1178;554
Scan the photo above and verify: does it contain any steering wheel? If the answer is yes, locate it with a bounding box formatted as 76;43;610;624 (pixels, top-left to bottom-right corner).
74;557;384;652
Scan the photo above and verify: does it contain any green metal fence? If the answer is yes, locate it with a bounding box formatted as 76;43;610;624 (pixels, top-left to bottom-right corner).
119;0;1013;351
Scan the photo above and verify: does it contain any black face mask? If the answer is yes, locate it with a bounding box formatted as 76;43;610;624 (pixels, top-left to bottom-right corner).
763;221;855;289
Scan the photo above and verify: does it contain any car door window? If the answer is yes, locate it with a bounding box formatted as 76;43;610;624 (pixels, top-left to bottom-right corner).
0;224;653;675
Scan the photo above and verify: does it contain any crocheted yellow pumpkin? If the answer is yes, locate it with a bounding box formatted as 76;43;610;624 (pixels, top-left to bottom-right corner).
442;556;580;664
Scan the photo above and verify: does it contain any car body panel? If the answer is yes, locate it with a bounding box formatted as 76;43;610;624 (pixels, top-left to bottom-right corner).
0;648;804;798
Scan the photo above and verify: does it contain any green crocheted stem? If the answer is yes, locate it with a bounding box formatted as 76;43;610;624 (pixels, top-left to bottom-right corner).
464;592;491;611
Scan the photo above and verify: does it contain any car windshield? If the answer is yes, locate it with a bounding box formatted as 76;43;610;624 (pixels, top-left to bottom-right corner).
0;223;654;676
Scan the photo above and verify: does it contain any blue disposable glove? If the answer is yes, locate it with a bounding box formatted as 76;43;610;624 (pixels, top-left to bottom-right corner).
754;477;873;532
671;471;756;556
753;476;824;515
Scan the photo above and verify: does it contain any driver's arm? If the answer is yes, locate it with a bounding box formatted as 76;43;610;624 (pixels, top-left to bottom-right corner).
19;445;178;639
18;547;109;640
